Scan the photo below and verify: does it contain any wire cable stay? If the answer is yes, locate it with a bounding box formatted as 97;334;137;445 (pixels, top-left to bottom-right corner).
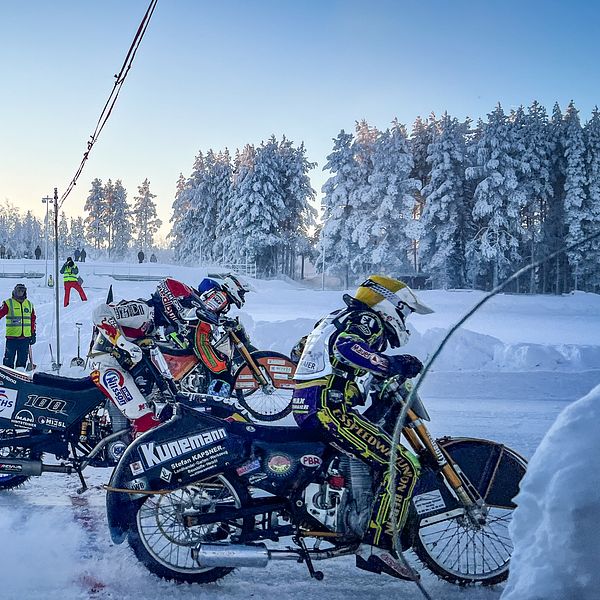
58;0;159;210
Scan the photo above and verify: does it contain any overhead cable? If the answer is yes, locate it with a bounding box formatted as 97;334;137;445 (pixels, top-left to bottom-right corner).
58;0;159;209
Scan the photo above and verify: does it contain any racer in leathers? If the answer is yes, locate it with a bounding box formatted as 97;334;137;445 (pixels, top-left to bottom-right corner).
89;275;253;432
292;275;433;581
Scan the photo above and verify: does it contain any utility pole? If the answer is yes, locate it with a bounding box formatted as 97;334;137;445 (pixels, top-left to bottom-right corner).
42;195;53;286
53;187;61;371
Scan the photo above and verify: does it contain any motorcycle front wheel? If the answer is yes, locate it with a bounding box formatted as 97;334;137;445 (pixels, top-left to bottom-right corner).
233;351;295;422
127;473;253;584
412;437;527;586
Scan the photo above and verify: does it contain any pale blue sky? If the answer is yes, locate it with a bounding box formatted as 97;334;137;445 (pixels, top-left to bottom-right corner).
1;0;598;237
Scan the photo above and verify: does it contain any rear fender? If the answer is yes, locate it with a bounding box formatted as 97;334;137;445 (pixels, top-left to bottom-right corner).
106;405;250;543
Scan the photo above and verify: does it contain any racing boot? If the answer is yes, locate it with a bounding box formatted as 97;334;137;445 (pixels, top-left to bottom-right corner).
355;543;420;581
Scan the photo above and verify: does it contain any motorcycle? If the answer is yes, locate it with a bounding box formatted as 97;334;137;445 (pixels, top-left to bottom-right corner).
159;315;296;422
105;375;527;586
0;317;295;493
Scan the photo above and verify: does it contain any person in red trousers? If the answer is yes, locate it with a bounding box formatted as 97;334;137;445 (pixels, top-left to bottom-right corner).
60;257;88;307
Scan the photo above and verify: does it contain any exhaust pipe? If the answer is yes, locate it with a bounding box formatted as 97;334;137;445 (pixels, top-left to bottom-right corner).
0;458;43;476
193;543;271;568
0;458;74;477
193;543;354;568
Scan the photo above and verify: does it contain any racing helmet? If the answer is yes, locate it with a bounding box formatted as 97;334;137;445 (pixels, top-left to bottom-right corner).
198;274;253;312
156;278;199;324
354;275;433;347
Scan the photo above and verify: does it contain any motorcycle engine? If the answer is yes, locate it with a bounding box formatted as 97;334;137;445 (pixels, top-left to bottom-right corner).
180;364;208;393
303;456;374;536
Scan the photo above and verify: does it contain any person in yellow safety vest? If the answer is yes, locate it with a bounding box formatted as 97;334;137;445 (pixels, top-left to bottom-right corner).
0;283;36;369
60;256;88;307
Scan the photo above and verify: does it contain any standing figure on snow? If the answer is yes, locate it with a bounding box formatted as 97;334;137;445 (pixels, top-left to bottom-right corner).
61;257;88;307
34;245;42;260
137;250;145;264
292;275;433;581
80;247;87;262
0;283;36;369
74;248;81;262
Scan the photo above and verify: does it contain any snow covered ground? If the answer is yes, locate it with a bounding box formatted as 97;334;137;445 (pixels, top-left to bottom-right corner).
0;259;599;599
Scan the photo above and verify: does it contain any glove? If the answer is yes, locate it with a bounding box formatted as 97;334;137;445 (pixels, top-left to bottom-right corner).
388;354;423;379
29;334;36;346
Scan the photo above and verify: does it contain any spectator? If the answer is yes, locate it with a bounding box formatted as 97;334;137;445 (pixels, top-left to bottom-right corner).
138;250;145;264
60;257;88;307
80;247;87;263
74;248;81;262
0;283;36;369
34;245;42;260
150;253;157;263
0;245;5;259
7;249;12;259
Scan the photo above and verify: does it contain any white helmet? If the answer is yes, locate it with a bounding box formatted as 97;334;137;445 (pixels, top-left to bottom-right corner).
354;275;433;348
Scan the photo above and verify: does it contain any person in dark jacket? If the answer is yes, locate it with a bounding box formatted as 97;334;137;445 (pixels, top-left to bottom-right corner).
138;250;145;264
80;247;87;262
74;248;81;262
149;253;157;263
60;257;87;307
0;283;36;368
34;245;42;260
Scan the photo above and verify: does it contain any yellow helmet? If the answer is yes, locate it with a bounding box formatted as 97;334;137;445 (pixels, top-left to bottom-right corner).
354;275;433;347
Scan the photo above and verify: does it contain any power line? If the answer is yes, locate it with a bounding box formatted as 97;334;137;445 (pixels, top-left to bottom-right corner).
58;0;159;210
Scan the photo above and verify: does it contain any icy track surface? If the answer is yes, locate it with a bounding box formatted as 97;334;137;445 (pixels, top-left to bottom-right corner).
0;259;598;599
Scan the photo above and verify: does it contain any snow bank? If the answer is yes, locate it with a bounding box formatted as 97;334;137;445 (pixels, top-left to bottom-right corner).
501;384;600;600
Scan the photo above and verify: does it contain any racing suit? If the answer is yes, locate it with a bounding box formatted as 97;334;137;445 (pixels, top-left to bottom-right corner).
89;300;163;434
292;297;421;550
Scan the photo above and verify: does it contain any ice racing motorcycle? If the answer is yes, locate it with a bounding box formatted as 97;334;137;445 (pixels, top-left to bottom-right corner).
0;335;287;493
106;375;527;587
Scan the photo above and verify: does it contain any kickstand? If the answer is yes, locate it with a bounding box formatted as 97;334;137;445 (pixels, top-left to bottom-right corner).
294;534;324;581
70;443;88;494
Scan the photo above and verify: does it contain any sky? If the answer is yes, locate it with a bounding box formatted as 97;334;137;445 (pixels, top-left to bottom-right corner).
1;0;599;239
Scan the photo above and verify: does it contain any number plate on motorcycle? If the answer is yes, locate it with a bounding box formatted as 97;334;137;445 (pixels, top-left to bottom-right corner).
412;490;446;515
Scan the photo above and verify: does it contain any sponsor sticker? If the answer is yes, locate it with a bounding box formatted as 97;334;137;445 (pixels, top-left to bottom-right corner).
129;461;144;476
272;373;290;380
127;478;147;491
0;388;18;420
248;472;268;484
236;459;261;476
269;365;292;374
138;427;227;468
37;416;66;429
267;454;292;476
12;409;34;428
266;358;286;365
300;454;322;468
160;467;172;483
102;369;134;406
0;463;23;473
412;490;446;515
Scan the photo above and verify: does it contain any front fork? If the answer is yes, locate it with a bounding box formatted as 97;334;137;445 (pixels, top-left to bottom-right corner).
402;411;487;526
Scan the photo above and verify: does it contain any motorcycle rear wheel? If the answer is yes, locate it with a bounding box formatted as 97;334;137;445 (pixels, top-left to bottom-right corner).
233;351;295;422
0;428;39;491
127;473;253;584
412;437;527;586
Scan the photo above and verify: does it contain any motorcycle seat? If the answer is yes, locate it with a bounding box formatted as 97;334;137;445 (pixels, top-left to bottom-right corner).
32;371;97;391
